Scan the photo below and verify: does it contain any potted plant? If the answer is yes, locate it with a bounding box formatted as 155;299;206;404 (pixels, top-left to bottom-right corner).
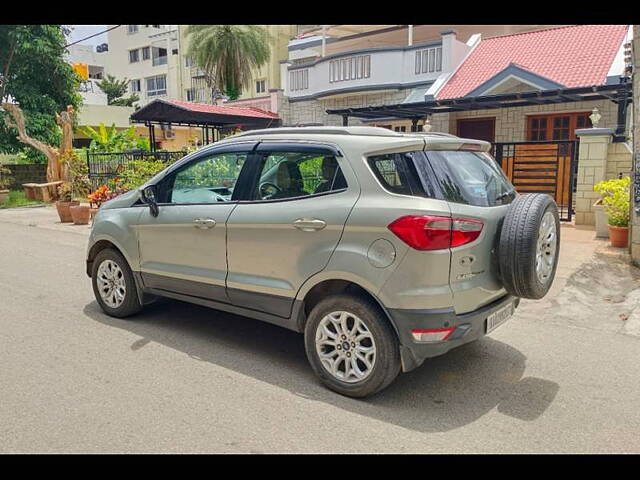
594;176;630;248
65;153;92;225
0;166;13;203
55;182;79;222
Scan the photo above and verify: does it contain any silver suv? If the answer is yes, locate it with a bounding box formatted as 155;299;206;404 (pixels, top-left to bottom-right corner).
87;127;560;397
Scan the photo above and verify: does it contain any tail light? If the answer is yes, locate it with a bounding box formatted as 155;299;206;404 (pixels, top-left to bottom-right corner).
388;215;483;251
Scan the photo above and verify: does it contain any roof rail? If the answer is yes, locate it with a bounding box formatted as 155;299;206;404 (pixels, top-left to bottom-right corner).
234;126;403;138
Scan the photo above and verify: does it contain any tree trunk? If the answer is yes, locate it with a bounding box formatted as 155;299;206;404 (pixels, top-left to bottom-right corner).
1;102;71;183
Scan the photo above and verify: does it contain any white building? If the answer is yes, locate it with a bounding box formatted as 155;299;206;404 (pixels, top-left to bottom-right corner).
103;25;180;107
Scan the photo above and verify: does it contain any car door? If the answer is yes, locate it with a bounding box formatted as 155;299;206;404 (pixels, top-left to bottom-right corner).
225;143;359;318
136;145;254;303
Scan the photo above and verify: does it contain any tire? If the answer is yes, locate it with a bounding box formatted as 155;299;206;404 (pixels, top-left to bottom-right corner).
498;194;560;299
91;248;143;318
304;293;401;398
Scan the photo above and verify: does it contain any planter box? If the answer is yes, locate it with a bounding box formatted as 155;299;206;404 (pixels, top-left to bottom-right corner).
593;200;609;238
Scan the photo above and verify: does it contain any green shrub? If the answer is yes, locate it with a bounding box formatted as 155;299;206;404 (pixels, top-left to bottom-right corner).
594;176;630;227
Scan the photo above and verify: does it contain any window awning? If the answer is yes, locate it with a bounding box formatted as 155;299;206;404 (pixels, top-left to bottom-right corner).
130;99;281;129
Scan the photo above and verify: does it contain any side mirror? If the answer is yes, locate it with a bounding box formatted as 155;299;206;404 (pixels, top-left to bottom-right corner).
141;185;159;217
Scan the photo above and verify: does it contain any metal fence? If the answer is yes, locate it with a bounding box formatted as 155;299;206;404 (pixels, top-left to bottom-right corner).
86;150;186;190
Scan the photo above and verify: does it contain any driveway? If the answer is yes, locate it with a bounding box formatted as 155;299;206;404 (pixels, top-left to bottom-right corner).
1;205;639;452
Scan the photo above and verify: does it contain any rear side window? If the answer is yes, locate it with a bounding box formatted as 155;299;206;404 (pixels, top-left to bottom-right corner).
425;150;515;207
368;152;428;197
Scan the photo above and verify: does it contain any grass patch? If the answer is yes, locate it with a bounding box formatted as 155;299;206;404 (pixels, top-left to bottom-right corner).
0;190;44;209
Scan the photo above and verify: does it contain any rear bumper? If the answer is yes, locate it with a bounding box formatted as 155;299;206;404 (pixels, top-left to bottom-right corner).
387;294;520;372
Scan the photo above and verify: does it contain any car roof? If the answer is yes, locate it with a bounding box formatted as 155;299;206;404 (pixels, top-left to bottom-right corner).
220;126;492;153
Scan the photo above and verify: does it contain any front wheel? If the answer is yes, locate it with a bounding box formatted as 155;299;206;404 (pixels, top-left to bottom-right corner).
91;248;143;318
304;294;401;398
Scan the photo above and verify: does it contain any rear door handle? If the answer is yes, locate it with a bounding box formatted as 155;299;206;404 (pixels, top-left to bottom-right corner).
293;218;326;231
193;218;216;229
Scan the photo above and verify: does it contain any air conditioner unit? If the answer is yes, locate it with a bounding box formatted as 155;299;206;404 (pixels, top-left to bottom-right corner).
161;124;175;139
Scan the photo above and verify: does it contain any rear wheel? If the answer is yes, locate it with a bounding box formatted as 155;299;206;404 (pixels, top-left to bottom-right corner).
304;294;400;398
92;248;143;318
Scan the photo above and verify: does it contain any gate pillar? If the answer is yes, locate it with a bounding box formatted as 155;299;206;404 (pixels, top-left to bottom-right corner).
574;128;615;225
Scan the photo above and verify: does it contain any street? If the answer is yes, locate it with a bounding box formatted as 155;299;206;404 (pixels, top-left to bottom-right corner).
1;207;640;453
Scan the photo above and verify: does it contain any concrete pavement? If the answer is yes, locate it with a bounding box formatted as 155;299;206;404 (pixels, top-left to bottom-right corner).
1;206;639;452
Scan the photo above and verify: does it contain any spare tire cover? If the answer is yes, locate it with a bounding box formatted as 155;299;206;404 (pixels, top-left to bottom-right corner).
498;194;560;299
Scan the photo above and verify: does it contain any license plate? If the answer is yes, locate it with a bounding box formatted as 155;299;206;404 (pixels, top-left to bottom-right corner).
486;302;515;334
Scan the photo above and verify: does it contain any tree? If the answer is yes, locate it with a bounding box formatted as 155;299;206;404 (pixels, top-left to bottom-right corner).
77;123;150;152
0;25;81;163
96;74;139;107
185;25;270;101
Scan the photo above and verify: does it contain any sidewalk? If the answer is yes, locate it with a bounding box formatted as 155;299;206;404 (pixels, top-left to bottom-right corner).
0;205;91;236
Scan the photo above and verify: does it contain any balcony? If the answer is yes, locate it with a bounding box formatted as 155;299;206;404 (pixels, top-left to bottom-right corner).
152;55;168;66
284;42;444;101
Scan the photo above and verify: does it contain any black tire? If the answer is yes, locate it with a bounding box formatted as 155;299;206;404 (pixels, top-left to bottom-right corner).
304;293;401;398
498;194;560;299
91;248;143;318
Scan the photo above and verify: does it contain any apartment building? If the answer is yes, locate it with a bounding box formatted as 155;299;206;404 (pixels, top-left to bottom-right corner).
105;24;180;107
65;44;109;105
276;25;562;129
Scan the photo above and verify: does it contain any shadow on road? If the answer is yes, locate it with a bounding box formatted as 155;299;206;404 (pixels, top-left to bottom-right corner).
83;299;559;433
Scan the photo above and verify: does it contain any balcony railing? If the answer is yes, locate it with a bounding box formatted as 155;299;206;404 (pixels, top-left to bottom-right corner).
152;55;168;66
285;43;444;100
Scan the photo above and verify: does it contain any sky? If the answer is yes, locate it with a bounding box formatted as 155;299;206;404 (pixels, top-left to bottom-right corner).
67;25;109;46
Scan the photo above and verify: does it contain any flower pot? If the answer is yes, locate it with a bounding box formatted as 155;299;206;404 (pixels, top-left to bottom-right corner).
69;204;91;225
89;207;99;221
608;225;629;248
0;189;9;204
55;200;79;223
593;199;609;239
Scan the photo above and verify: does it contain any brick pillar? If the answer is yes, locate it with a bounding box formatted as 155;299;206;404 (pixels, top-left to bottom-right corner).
574;128;615;225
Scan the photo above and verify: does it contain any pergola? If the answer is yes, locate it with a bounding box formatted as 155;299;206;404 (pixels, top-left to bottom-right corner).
130;99;281;151
327;81;633;142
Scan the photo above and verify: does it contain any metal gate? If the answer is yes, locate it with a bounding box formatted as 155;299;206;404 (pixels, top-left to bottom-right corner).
494;140;578;222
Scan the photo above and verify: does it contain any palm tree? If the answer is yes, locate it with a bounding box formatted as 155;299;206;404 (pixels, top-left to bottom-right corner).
185;25;270;101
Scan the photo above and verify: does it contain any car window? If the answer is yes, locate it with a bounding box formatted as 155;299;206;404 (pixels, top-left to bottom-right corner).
367;152;429;197
425;150;516;206
252;152;347;201
166;152;247;204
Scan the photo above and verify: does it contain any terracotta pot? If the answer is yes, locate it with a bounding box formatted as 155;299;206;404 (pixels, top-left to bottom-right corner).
55;200;79;223
608;225;629;248
70;204;91;225
0;190;9;204
89;207;99;220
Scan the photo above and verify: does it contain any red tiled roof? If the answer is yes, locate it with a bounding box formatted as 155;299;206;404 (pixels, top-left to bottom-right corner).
166;100;279;119
437;25;629;100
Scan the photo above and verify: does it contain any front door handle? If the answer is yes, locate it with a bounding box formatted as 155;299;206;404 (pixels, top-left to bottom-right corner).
193;218;216;229
292;218;327;231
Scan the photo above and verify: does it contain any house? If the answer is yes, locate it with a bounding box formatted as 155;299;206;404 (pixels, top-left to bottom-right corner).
275;25;563;129
327;25;634;226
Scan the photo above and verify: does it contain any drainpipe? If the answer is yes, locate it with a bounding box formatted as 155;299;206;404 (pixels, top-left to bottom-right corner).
408;25;413;46
321;25;327;57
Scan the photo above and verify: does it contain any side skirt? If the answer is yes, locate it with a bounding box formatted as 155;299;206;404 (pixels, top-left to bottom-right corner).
141;286;305;333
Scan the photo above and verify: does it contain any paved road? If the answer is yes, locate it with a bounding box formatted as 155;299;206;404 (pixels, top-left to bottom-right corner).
1;209;640;452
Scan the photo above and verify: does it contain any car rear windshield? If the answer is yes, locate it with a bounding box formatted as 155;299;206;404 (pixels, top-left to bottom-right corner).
368;150;515;207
